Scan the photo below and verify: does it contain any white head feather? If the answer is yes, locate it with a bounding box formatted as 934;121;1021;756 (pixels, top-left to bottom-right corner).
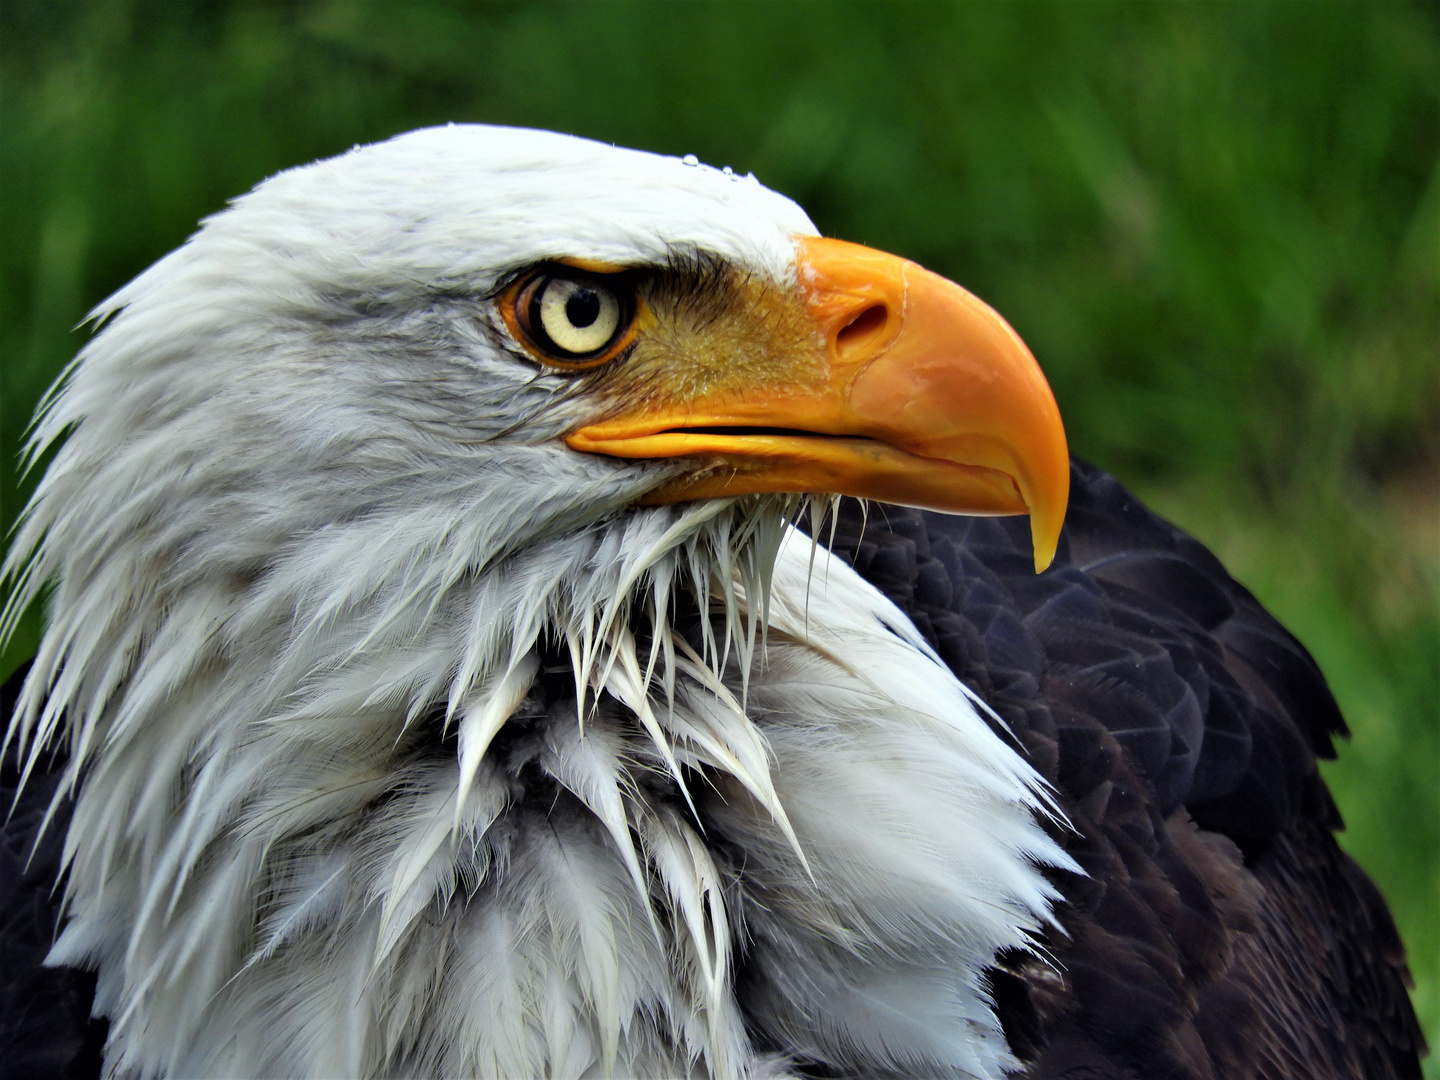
4;125;1072;1079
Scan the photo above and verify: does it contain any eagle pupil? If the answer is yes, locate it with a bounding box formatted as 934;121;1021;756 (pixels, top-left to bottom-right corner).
566;288;600;328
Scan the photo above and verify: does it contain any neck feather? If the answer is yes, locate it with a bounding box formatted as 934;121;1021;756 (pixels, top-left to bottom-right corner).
10;495;1070;1079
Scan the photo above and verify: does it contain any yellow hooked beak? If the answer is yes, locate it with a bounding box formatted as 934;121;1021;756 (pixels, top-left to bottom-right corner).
566;237;1069;572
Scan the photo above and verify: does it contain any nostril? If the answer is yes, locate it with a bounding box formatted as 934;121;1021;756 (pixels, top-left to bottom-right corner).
835;304;891;359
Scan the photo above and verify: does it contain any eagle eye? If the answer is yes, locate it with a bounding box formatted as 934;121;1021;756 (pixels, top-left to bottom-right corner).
505;268;637;368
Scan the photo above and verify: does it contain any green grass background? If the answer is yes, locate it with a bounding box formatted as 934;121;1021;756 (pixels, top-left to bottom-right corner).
2;0;1436;1067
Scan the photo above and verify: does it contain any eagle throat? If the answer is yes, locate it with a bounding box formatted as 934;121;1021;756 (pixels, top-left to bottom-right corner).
12;487;1067;1078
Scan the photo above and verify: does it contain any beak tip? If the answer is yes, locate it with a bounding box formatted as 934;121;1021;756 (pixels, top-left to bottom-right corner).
1032;535;1058;575
1025;460;1070;575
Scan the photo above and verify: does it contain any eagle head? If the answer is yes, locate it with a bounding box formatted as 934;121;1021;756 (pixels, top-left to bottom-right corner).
6;126;1074;1079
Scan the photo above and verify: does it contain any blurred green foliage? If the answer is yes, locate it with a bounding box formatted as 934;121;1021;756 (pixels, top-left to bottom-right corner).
2;0;1436;1067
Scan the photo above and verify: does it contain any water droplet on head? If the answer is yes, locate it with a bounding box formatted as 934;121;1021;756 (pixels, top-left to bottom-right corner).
722;165;734;176
682;154;699;166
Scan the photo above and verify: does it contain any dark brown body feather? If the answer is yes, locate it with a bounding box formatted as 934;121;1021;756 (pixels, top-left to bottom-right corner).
0;689;107;1080
0;459;1424;1078
812;459;1424;1079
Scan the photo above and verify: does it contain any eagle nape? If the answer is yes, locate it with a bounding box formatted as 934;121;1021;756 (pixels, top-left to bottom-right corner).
1;125;1424;1080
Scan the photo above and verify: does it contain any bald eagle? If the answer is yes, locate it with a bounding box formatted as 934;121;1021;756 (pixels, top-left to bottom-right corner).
0;126;1423;1079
